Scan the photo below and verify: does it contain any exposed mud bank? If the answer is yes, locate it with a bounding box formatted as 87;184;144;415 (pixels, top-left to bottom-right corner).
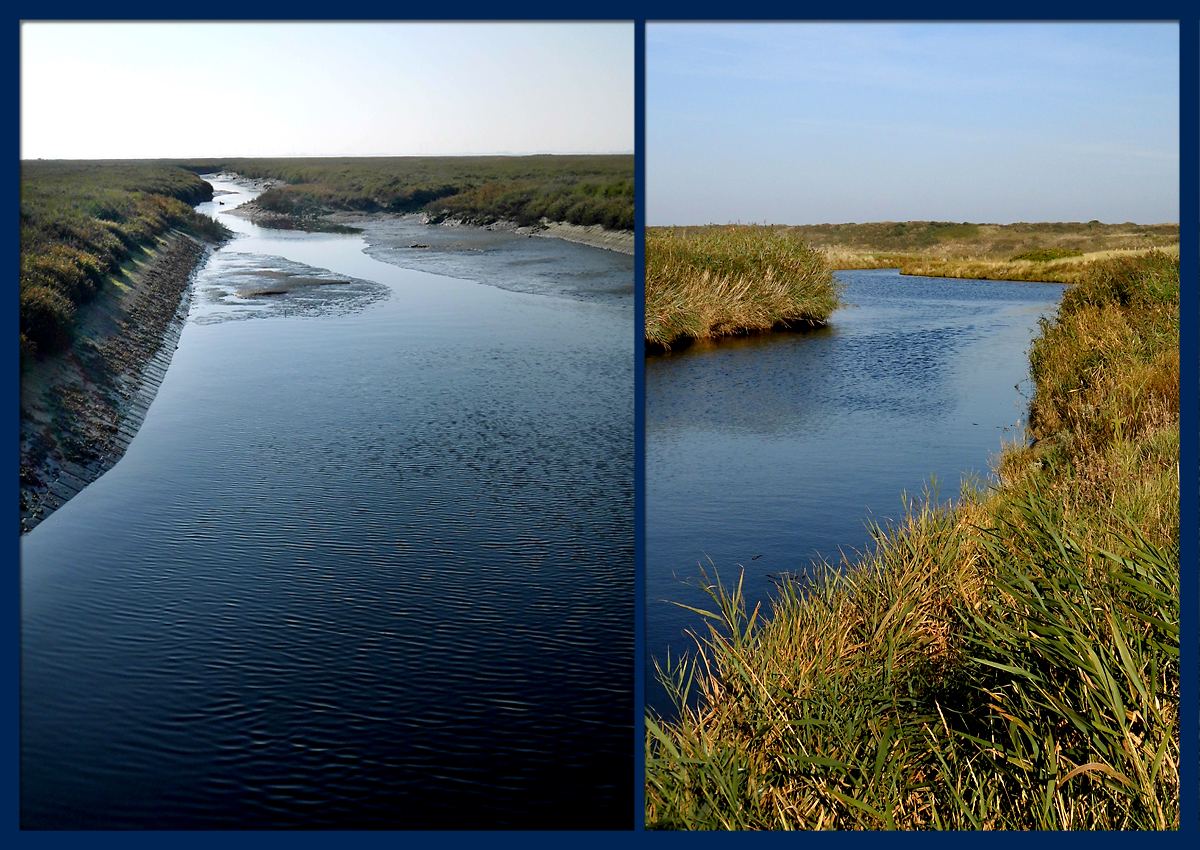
488;218;634;255
19;234;214;533
229;200;634;255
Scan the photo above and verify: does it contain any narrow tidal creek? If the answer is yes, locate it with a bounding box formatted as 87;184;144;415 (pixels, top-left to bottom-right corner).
645;269;1066;717
21;176;634;828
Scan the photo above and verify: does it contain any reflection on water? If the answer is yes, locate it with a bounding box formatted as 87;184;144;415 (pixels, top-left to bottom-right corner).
646;269;1065;717
21;176;634;829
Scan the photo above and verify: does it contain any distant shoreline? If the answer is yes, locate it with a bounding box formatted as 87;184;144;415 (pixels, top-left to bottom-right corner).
647;222;1179;285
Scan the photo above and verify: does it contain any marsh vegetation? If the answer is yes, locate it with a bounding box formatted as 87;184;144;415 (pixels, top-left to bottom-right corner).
645;250;1179;830
644;226;839;351
20;161;229;359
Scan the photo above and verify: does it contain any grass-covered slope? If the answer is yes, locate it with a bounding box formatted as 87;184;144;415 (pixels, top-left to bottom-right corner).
645;226;839;351
645;250;1179;830
181;155;634;231
20;160;228;358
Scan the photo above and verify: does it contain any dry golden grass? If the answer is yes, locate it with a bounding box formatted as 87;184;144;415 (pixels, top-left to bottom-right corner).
823;243;1180;283
898;245;1179;284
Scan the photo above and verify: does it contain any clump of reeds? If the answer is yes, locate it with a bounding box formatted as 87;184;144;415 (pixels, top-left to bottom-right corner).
646;251;1179;830
645;226;839;350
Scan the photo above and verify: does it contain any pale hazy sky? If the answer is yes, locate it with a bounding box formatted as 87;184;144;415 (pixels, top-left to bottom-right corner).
21;22;633;159
648;23;1179;225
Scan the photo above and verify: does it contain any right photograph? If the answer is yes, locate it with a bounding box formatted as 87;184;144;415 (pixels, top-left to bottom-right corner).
644;22;1180;830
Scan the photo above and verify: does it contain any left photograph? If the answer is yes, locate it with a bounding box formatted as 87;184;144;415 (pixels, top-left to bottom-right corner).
19;22;635;829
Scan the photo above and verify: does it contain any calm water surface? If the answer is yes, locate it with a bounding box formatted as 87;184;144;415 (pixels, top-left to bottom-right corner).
646;269;1065;716
21;177;634;828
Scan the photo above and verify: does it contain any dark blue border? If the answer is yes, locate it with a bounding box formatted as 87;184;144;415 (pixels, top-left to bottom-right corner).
10;5;1199;844
1176;14;1196;840
634;16;647;834
8;8;18;843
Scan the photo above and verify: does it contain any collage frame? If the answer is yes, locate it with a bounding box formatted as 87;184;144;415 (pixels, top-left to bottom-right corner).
7;5;1198;841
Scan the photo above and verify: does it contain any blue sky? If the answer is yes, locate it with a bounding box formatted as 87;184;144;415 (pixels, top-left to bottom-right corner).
21;22;633;159
648;23;1178;225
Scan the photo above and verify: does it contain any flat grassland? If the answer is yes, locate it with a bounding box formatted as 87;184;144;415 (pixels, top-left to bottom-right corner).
655;221;1179;284
645;250;1180;830
181;155;634;232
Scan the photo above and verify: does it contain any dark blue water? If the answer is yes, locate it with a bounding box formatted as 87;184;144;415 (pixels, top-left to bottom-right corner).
21;177;634;829
645;269;1066;717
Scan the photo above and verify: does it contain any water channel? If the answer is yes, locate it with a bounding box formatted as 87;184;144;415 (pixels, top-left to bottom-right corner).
21;176;634;828
645;269;1067;717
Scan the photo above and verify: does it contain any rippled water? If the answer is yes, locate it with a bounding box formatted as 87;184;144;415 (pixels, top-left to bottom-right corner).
645;269;1066;717
21;177;634;828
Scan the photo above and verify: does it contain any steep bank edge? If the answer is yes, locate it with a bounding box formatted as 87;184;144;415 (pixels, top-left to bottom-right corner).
19;233;214;534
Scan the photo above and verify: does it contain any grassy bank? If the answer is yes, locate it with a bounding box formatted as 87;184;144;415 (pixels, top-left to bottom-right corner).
645;250;1179;830
893;245;1179;284
645;226;838;351
179;155;634;231
20;160;229;359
